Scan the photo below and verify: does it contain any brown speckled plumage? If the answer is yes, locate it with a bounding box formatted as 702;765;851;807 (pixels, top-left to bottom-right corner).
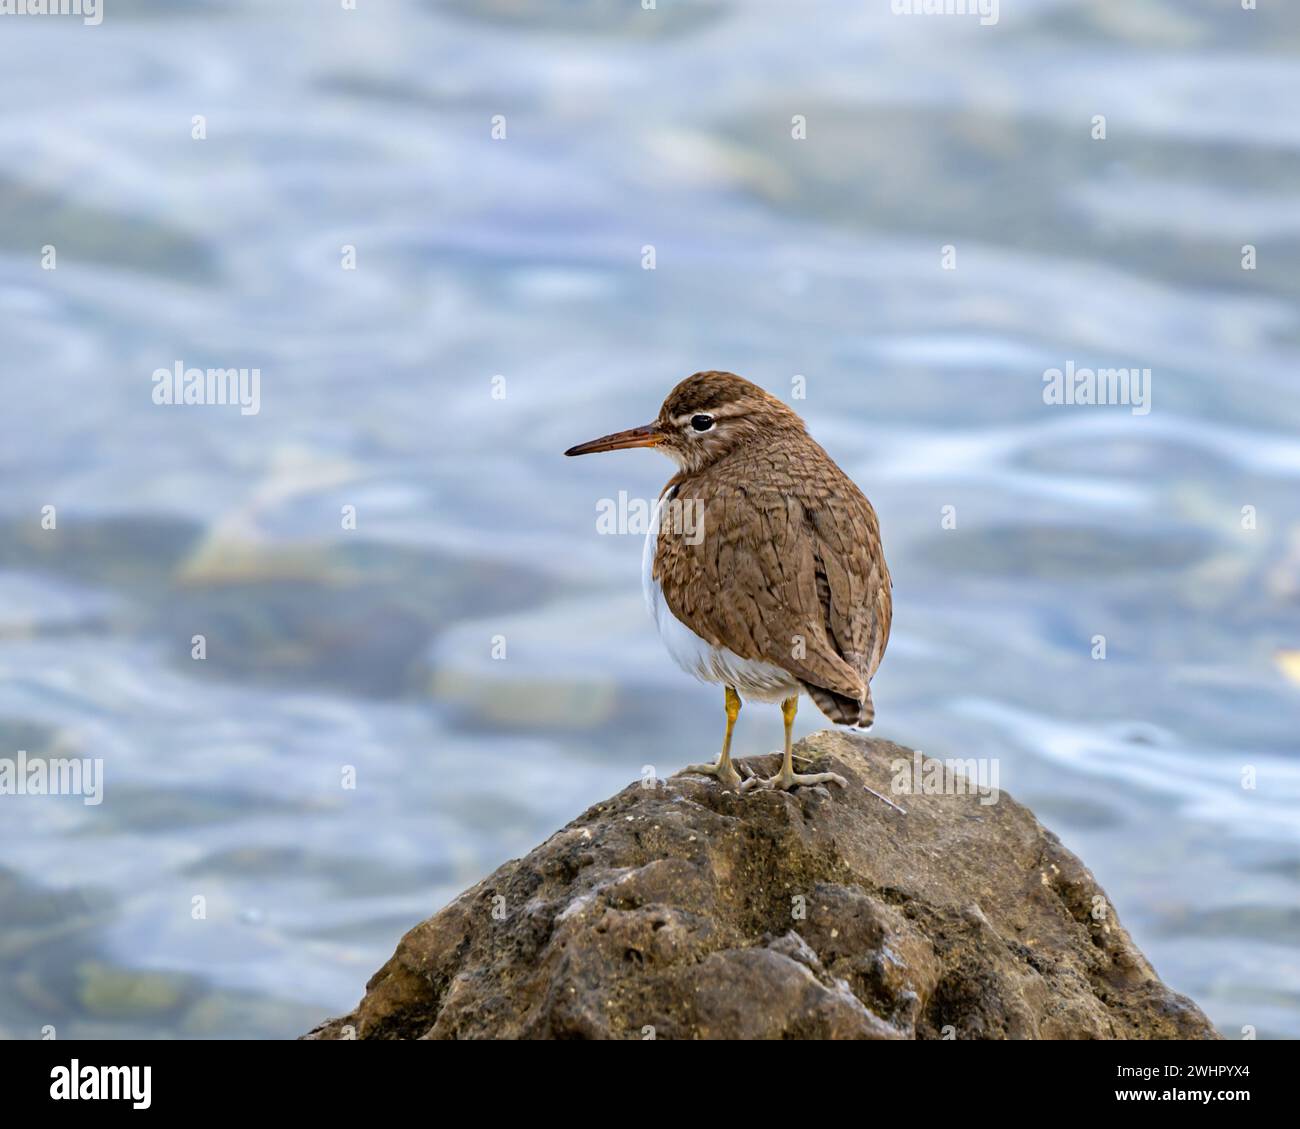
650;372;891;726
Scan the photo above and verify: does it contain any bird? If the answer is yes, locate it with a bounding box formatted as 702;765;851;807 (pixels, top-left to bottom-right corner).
565;371;891;793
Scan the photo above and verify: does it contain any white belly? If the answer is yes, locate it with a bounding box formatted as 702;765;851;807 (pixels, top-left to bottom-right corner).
642;491;801;703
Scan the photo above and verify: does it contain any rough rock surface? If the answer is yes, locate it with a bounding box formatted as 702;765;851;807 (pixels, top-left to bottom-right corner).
306;731;1218;1040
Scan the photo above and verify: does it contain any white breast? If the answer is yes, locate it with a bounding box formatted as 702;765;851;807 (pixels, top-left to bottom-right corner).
642;489;801;704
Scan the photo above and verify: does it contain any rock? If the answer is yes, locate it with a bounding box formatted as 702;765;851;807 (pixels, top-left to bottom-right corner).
304;731;1218;1040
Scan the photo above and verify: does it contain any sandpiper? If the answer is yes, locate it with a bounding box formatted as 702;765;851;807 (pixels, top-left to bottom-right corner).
565;371;892;793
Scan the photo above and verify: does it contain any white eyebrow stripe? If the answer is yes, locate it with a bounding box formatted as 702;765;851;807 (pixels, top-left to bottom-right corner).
671;408;737;426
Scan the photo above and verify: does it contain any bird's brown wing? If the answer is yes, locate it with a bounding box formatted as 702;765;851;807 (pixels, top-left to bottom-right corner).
656;449;890;721
803;471;892;724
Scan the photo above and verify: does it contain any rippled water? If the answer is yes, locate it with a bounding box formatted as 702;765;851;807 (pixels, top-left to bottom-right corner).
1;0;1298;1039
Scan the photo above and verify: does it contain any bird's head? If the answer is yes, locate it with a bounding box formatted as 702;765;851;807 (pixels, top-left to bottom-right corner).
564;371;804;473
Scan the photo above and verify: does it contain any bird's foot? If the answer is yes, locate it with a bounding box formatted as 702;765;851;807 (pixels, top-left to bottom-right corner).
680;759;743;790
740;766;848;793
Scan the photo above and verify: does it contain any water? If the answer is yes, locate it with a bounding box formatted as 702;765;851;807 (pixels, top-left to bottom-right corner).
1;0;1298;1039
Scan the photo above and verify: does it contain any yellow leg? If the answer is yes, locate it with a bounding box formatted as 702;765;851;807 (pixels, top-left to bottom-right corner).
780;695;798;779
722;686;741;769
681;686;743;789
741;694;847;793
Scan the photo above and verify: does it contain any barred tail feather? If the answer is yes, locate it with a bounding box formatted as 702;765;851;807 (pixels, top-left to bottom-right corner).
802;681;875;729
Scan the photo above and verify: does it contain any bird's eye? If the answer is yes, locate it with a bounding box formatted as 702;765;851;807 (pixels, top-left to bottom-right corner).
690;414;715;432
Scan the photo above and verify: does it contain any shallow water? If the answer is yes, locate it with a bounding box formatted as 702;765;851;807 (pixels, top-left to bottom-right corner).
0;0;1298;1038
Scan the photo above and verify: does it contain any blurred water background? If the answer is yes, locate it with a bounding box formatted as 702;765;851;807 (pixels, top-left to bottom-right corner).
1;0;1298;1039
